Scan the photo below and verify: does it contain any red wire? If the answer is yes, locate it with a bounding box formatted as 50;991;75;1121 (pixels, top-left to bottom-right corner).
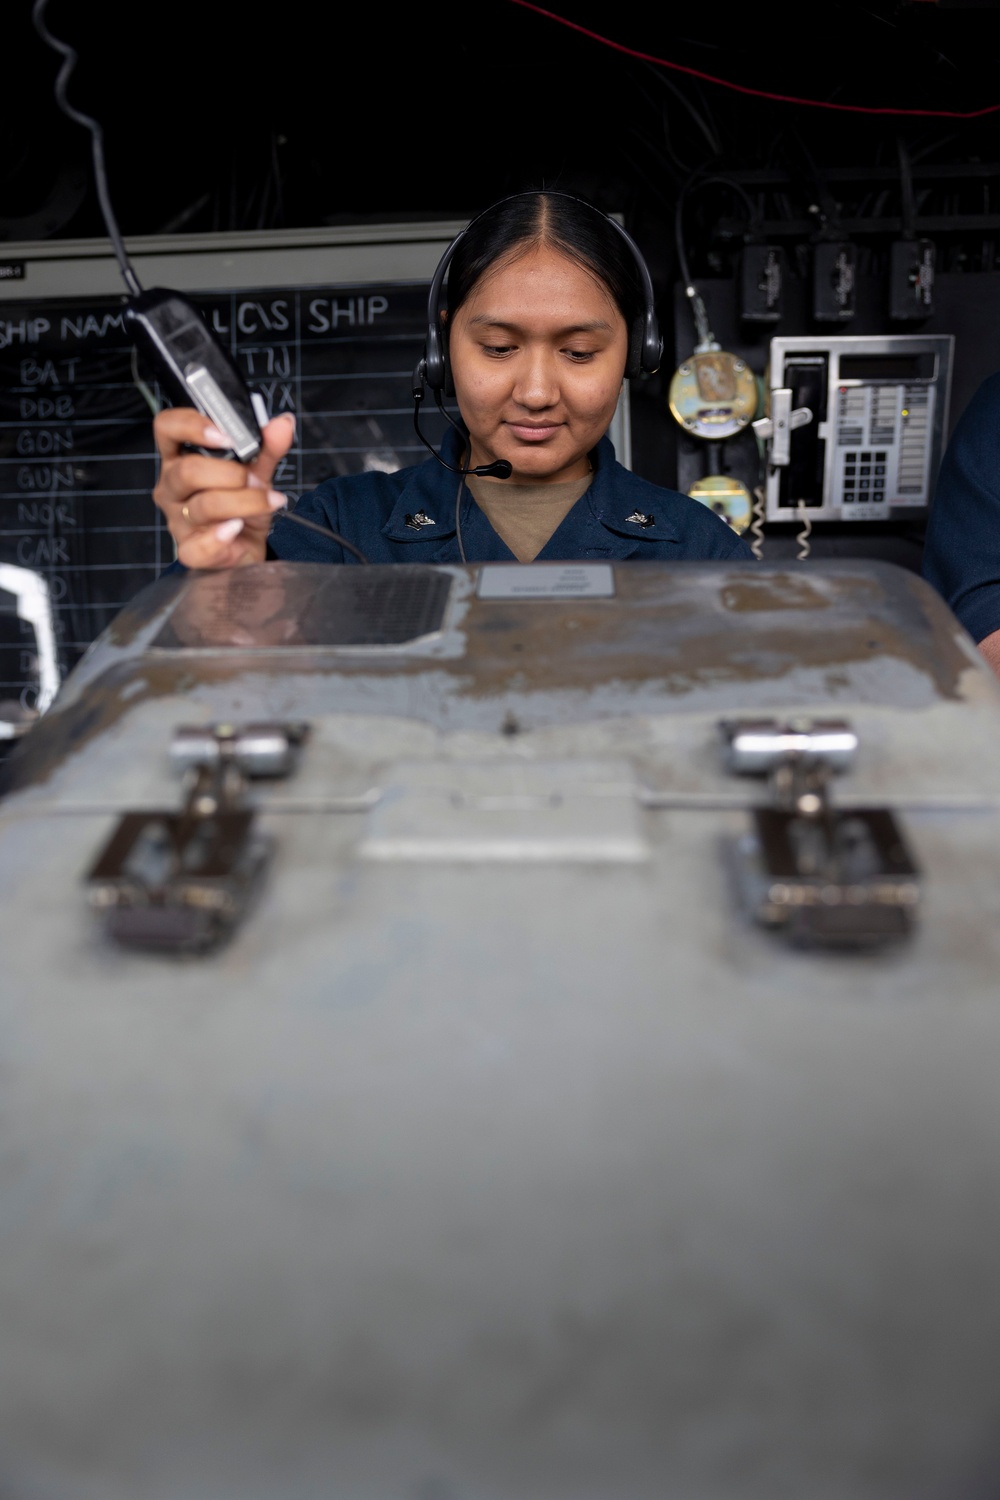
506;0;1000;119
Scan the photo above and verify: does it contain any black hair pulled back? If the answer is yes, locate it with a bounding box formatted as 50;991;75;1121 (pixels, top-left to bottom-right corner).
445;192;645;335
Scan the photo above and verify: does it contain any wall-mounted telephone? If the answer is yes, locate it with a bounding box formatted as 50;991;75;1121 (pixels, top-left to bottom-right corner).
761;335;954;524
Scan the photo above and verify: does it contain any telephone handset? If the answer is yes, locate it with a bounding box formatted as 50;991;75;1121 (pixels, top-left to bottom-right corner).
126;290;263;463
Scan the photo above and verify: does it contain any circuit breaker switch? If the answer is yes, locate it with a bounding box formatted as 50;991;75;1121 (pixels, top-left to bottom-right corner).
890;240;936;322
740;245;783;323
813;242;857;322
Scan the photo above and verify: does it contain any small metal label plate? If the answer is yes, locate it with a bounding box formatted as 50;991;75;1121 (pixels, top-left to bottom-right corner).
477;564;615;600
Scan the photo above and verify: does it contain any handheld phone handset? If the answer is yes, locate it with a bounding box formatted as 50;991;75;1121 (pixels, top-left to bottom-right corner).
125;289;262;463
31;0;262;466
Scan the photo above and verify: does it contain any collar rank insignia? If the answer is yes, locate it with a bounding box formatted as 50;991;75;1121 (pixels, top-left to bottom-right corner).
404;510;435;529
625;511;655;529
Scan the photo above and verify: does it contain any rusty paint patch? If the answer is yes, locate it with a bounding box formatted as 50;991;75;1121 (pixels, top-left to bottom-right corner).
719;574;877;613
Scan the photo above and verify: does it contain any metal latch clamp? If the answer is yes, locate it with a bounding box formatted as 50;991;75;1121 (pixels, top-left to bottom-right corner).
721;718;920;948
86;722;308;953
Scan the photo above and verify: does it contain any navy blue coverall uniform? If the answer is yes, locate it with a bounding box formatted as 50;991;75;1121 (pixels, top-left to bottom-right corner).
267;429;754;566
923;372;1000;643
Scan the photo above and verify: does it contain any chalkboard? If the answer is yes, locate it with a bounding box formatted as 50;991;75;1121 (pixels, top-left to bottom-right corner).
0;281;453;706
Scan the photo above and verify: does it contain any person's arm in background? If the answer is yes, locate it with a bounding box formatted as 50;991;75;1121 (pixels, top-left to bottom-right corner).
923;371;1000;674
979;629;1000;674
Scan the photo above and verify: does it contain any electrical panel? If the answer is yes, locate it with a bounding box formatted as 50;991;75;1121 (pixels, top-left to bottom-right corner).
764;335;953;524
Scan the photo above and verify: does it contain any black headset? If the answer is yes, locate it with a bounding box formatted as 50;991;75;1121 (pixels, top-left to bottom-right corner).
415;191;663;395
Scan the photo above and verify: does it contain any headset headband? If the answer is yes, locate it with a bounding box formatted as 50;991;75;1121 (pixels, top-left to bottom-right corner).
417;191;662;390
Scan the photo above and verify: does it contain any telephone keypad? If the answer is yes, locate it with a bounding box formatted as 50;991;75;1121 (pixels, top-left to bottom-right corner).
840;448;891;508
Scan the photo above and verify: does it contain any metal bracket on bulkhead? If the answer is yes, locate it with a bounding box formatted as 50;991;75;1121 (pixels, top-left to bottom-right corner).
86;722;308;954
722;718;920;948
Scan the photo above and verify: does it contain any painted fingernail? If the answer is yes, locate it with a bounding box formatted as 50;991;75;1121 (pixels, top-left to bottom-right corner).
267;490;288;510
203;425;230;447
215;518;244;542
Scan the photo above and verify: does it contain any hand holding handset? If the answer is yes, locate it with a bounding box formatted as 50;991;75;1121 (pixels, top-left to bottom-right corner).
33;0;369;567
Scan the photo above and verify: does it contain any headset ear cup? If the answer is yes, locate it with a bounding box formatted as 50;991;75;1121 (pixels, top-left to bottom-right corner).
626;315;661;380
640;315;662;377
644;321;663;376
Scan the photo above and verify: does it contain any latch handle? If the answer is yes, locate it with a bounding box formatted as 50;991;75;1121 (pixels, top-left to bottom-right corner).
752;388;813;466
170;722;308;779
721;718;858;776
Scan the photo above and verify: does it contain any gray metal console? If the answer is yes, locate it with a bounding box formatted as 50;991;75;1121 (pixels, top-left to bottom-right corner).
0;559;998;1500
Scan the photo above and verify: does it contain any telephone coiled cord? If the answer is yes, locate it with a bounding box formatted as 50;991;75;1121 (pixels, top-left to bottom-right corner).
750;486;766;561
796;500;812;562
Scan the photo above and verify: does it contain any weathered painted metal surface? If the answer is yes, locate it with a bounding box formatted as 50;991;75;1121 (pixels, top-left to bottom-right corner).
0;560;999;1500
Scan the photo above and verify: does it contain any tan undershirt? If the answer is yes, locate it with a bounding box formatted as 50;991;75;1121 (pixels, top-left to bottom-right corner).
466;474;592;562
